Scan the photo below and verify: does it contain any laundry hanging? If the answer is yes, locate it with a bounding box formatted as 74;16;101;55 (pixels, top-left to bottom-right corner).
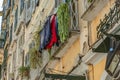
46;15;58;49
39;16;51;52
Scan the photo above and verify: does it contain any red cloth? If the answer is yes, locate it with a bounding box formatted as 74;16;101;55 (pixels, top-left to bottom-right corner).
46;15;57;49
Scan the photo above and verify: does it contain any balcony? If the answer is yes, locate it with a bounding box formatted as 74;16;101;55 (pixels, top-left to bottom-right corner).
97;0;120;39
82;0;120;66
81;0;109;21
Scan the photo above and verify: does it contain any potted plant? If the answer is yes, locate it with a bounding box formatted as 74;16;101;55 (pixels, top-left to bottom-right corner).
18;66;30;77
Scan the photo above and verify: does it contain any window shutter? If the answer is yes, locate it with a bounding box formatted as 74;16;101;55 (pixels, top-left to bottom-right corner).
10;26;12;44
25;0;32;24
35;0;39;6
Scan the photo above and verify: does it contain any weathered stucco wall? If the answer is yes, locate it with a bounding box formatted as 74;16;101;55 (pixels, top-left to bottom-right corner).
88;57;106;80
54;37;80;73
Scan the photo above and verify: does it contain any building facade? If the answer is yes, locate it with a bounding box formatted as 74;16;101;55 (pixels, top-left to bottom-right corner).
0;0;120;80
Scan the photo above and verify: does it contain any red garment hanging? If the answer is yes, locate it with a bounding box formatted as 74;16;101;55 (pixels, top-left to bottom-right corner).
45;15;57;49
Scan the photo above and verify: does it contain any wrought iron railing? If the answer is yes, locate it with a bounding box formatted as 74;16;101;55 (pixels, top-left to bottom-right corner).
97;0;120;38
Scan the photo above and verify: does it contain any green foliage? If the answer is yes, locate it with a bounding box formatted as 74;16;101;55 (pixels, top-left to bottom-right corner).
29;48;42;69
28;28;42;69
33;31;40;50
57;3;70;43
88;0;93;3
18;66;30;76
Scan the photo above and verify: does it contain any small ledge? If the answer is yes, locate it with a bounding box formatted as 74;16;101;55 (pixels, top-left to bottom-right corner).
81;0;109;21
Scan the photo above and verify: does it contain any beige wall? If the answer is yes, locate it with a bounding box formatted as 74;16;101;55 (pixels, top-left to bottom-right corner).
53;37;80;74
88;57;106;80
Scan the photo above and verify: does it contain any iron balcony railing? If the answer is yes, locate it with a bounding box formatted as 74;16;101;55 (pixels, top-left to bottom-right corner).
97;0;120;38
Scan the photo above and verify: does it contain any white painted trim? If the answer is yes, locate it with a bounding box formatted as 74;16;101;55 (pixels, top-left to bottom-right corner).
101;70;108;80
82;50;107;65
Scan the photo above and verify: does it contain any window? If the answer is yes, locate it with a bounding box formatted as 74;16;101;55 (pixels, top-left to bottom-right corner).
27;0;30;9
10;26;13;44
35;0;39;6
19;35;25;48
105;41;120;76
0;30;6;40
14;7;18;31
7;0;11;7
4;48;8;66
25;54;30;66
6;14;10;29
55;0;65;8
31;0;36;13
20;0;24;14
2;6;5;20
69;0;79;31
105;75;112;80
11;0;14;10
12;51;17;71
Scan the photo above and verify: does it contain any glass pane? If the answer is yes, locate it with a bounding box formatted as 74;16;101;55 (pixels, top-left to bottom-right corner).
108;54;119;74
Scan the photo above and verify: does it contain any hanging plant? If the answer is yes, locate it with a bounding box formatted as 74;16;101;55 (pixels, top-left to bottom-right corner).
18;66;30;77
57;3;70;43
29;47;42;69
27;24;42;69
33;31;40;50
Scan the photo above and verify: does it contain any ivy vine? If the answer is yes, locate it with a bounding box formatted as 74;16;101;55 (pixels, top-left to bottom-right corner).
57;3;70;43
